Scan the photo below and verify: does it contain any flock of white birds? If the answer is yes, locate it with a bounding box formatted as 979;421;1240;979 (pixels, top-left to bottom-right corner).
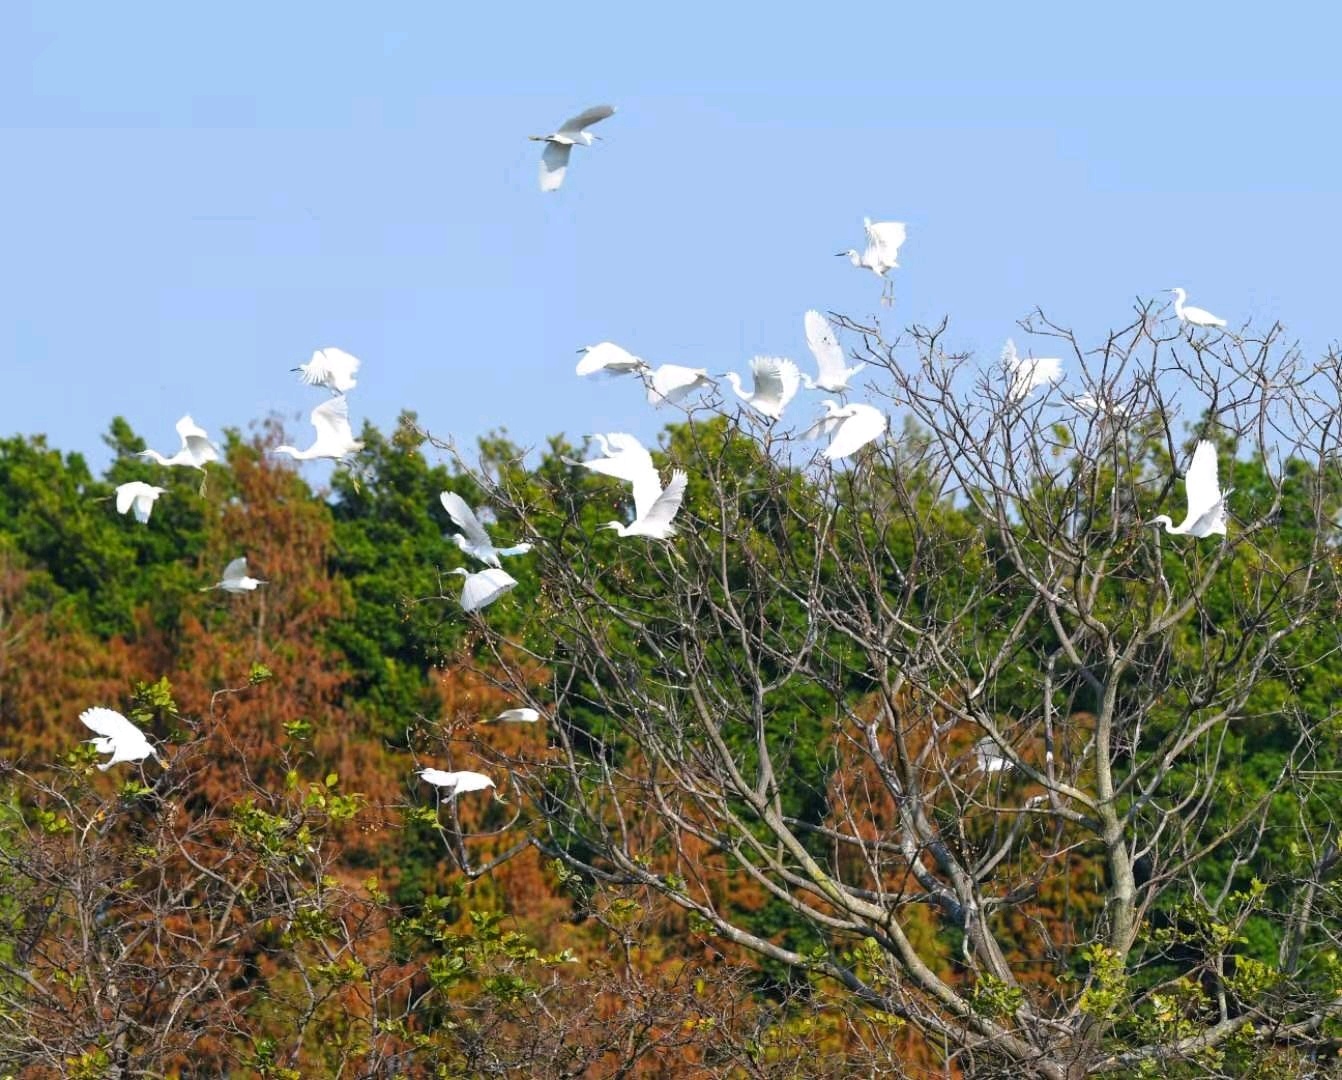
82;104;1235;795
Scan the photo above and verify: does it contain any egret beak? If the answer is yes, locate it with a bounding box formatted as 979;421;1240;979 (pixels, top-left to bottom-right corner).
834;252;849;257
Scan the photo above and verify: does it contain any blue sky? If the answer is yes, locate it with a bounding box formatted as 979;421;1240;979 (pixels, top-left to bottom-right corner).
3;1;1341;476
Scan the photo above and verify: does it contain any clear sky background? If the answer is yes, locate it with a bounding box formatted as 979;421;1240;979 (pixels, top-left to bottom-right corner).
3;1;1341;477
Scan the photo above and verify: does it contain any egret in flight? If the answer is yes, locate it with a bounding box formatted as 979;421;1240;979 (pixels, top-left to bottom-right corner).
491;708;540;723
201;556;266;594
417;768;496;798
576;342;650;378
838;218;907;305
80;707;161;771
140;415;219;471
1003;339;1063;403
450;567;518;613
601;469;688;539
114;481;167;525
563;433;663;521
439;491;533;568
530;104;616;192
720;356;802;420
293;347;360;394
802;401;888;462
645;364;716;408
1149;439;1231;538
1169;288;1227;330
801;310;865;393
272;395;364;462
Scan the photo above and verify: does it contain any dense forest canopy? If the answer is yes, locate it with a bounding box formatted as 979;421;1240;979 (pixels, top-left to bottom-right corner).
0;305;1340;1078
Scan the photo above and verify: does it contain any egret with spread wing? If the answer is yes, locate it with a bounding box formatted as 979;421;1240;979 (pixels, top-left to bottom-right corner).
439;491;532;568
800;310;865;392
530;104;616;192
293;347;360;393
272;395;364;462
720;357;802;421
79;707;161;771
1149;440;1231;538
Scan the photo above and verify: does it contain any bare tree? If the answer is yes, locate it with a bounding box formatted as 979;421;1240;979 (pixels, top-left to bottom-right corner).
454;300;1342;1077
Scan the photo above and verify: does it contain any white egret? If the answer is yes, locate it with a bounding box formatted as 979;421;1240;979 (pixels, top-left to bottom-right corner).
645;364;716;408
114;481;166;525
838;218;907;304
1149;439;1231;539
491;708;540;723
1068;393;1130;420
417;768;496;797
1169;288;1227;329
79;707;161;771
720;356;802;420
449;567;518;613
1003;339;1063;403
800;310;865;393
576;342;649;378
563;433;662;519
272;394;364;462
201;556;266;594
140;415;219;471
974;737;1013;775
293;346;360;394
530;104;616;192
439;492;533;568
801;401;888;462
601;469;688;540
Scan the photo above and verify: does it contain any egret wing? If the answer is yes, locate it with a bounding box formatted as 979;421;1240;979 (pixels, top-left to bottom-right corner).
647;364;705;407
310;394;354;442
1183;440;1222;518
576;342;641;376
221;557;249;583
638;470;688;534
115;483;141;515
79;707;143;742
176;415;209;443
864;220;907;266
418;767;455;788
804;311;845;383
557;104;616;136
824;405;888;461
750;356;801;415
801;408;846;442
460;568;517;613
540;141;572;192
439;492;493;549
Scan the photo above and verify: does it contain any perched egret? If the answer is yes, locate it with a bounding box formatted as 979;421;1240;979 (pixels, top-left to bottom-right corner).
79;707;161;771
838;218;907;305
201;556;266;594
563;433;662;519
800;310;865;393
293;347;360;394
491;708;540;723
974;737;1012;775
1169;288;1227;329
450;567;518;613
140;415;219;470
530;104;616;192
417;768;496;798
601;469;688;539
1003;339;1063;403
272;394;364;462
801;401;888;461
439;492;533;568
645;364;716;408
576;342;649;378
1068;392;1130;420
114;481;167;525
1149;439;1231;539
720;356;802;420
